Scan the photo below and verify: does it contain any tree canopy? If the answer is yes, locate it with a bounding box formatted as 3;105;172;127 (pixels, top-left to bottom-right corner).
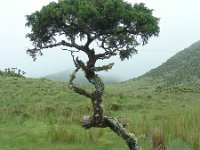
26;0;159;61
26;0;159;149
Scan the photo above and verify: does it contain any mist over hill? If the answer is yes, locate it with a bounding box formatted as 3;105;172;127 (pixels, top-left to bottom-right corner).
122;40;200;92
45;69;121;84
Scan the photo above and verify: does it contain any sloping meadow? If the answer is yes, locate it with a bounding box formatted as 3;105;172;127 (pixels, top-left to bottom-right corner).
0;77;199;149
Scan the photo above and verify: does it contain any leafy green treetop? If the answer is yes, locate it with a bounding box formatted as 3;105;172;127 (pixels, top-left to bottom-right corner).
26;0;159;149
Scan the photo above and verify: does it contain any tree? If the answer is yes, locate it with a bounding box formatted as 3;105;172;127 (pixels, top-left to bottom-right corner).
26;0;159;149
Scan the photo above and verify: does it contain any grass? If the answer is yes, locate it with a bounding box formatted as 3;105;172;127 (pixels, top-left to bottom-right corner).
0;76;200;149
150;127;166;149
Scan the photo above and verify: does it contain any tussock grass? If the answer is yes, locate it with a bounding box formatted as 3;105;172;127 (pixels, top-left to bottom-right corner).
47;124;83;143
150;127;166;149
162;111;200;150
0;77;200;149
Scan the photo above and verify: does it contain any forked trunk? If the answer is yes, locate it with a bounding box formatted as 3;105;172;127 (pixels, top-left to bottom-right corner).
83;71;142;150
68;58;142;150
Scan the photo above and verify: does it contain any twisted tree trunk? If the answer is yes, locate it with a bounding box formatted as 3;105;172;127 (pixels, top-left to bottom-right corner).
67;47;142;150
68;65;142;150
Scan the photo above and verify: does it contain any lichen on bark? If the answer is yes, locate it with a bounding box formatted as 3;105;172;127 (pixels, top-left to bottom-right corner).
68;58;142;150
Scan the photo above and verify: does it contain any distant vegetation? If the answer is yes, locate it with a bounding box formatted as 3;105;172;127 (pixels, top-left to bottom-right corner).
123;40;200;93
0;68;26;78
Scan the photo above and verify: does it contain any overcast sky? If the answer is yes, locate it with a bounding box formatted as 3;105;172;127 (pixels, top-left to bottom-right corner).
0;0;200;80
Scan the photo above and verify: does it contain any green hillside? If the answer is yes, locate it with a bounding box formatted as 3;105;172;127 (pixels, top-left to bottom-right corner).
0;76;200;149
45;69;121;84
123;40;200;93
1;41;200;150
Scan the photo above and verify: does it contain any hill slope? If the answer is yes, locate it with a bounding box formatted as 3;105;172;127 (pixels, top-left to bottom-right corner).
122;40;200;92
0;76;200;149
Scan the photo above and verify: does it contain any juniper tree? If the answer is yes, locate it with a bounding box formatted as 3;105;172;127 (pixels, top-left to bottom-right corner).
26;0;159;149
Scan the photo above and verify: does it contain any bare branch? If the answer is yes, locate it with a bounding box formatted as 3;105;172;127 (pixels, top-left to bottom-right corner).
65;37;84;51
71;52;79;67
27;40;79;53
84;32;94;48
95;51;117;60
68;67;93;99
62;49;79;53
80;115;141;150
92;63;114;72
104;117;142;150
76;58;90;72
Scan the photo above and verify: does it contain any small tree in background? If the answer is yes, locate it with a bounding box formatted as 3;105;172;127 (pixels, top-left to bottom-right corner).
26;0;159;149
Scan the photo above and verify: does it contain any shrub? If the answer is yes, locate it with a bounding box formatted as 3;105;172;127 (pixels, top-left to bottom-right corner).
0;68;26;78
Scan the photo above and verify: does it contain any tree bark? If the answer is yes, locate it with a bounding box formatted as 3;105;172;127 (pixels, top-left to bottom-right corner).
68;51;142;150
82;72;105;128
82;72;142;150
69;68;142;150
104;117;142;150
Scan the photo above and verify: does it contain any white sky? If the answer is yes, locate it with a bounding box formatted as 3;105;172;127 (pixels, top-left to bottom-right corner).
0;0;200;80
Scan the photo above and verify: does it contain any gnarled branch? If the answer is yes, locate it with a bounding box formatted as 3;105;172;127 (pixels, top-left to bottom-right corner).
104;117;142;150
91;63;114;72
80;115;142;150
68;67;92;99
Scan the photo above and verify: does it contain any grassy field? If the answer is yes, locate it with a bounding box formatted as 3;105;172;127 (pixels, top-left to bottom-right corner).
0;76;199;150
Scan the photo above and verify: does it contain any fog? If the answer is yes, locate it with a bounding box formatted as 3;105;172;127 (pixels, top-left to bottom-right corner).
0;0;200;80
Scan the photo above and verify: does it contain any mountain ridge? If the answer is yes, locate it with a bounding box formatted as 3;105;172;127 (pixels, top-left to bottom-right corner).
121;40;200;92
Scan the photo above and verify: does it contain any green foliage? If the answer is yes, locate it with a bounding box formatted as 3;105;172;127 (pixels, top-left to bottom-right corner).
119;48;137;61
0;68;26;78
26;0;159;60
